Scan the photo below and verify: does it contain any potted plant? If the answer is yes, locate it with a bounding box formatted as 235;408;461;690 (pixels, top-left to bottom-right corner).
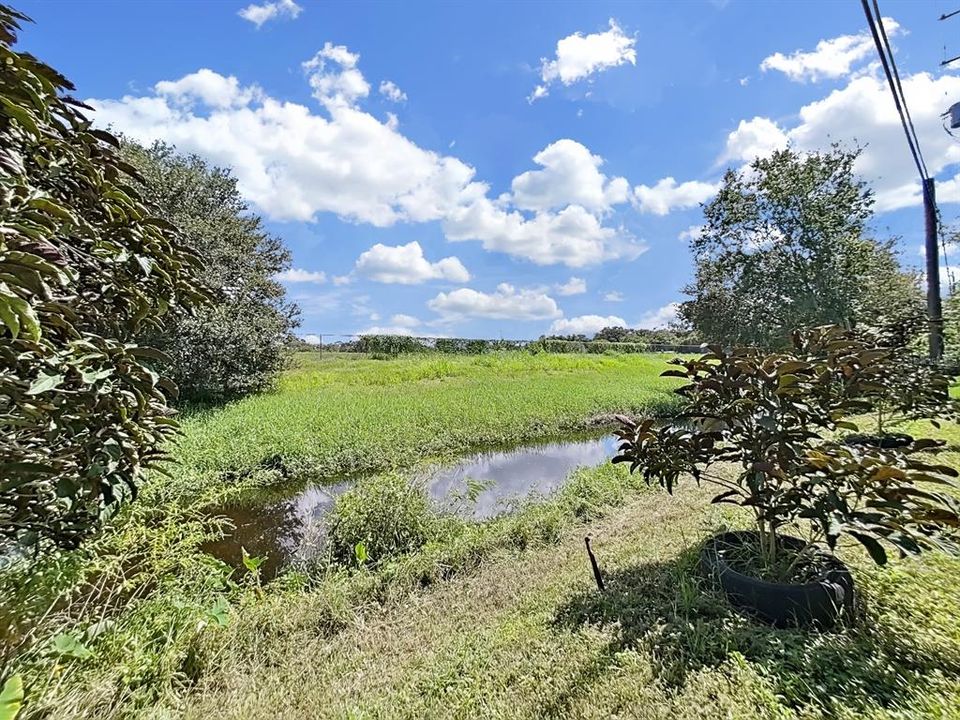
614;325;960;627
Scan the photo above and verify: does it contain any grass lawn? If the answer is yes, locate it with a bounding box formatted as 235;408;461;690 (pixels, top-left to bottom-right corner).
5;352;960;719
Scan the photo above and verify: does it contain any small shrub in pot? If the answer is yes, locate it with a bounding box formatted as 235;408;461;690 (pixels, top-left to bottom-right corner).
614;325;960;626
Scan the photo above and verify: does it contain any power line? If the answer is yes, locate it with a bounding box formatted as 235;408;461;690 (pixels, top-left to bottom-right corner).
861;0;927;182
862;0;947;359
872;0;928;177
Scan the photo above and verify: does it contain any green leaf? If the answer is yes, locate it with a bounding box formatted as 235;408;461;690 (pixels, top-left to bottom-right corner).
51;633;93;660
354;541;368;565
205;598;230;627
26;372;64;395
27;197;77;224
135;255;153;276
7;296;39;341
80;367;114;384
776;361;811;375
710;490;741;505
127;346;172;364
0;297;19;338
0;674;24;720
0;97;39;135
84;619;115;641
241;547;266;573
850;532;888;566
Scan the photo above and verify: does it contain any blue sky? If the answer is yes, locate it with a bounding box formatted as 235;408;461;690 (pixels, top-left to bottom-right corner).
15;0;960;341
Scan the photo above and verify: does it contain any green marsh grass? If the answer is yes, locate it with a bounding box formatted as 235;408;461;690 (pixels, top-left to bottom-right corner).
166;351;683;499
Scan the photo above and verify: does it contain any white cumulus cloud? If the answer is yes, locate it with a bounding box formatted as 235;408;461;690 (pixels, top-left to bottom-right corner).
636;302;680;330
720;72;960;212
379;80;407;102
390;313;421;328
275;268;327;283
444;199;645;267
633;177;720;215
603;291;624;302
678;225;704;243
155;69;262;109
719;116;788;165
760;18;899;83
428;283;562;321
554;277;587;296
89;65;481;227
530;19;636;101
549;314;626;336
89;51;645;268
510;139;630;213
302;43;370;108
238;0;302;28
354;241;470;284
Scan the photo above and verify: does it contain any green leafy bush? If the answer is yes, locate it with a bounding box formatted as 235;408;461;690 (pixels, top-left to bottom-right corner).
614;325;960;575
123;142;298;403
0;8;205;548
326;475;435;568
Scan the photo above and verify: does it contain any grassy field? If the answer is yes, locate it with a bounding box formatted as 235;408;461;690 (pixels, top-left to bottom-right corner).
164;351;684;501
4;352;960;719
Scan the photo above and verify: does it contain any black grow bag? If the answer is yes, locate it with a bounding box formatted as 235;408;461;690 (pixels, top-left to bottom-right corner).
843;432;913;449
699;531;856;628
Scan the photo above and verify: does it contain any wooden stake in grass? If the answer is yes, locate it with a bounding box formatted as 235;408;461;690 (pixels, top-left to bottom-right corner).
584;535;605;592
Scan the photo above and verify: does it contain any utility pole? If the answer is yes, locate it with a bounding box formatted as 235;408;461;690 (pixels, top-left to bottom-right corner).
924;179;944;360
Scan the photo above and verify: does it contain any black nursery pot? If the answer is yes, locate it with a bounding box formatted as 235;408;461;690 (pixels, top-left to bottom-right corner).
699;531;856;628
843;432;913;449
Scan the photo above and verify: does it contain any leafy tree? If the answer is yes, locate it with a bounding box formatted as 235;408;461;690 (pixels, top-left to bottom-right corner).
681;147;923;347
123;142;298;403
594;326;630;343
0;8;206;548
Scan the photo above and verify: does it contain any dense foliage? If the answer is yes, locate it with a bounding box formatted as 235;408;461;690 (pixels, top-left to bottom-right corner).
124;142;298;403
528;338;648;354
615;325;960;572
592;326;702;346
681;147;923;347
0;8;205;549
345;334;664;355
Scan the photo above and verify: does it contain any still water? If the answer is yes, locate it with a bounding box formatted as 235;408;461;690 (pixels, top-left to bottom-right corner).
203;434;619;579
